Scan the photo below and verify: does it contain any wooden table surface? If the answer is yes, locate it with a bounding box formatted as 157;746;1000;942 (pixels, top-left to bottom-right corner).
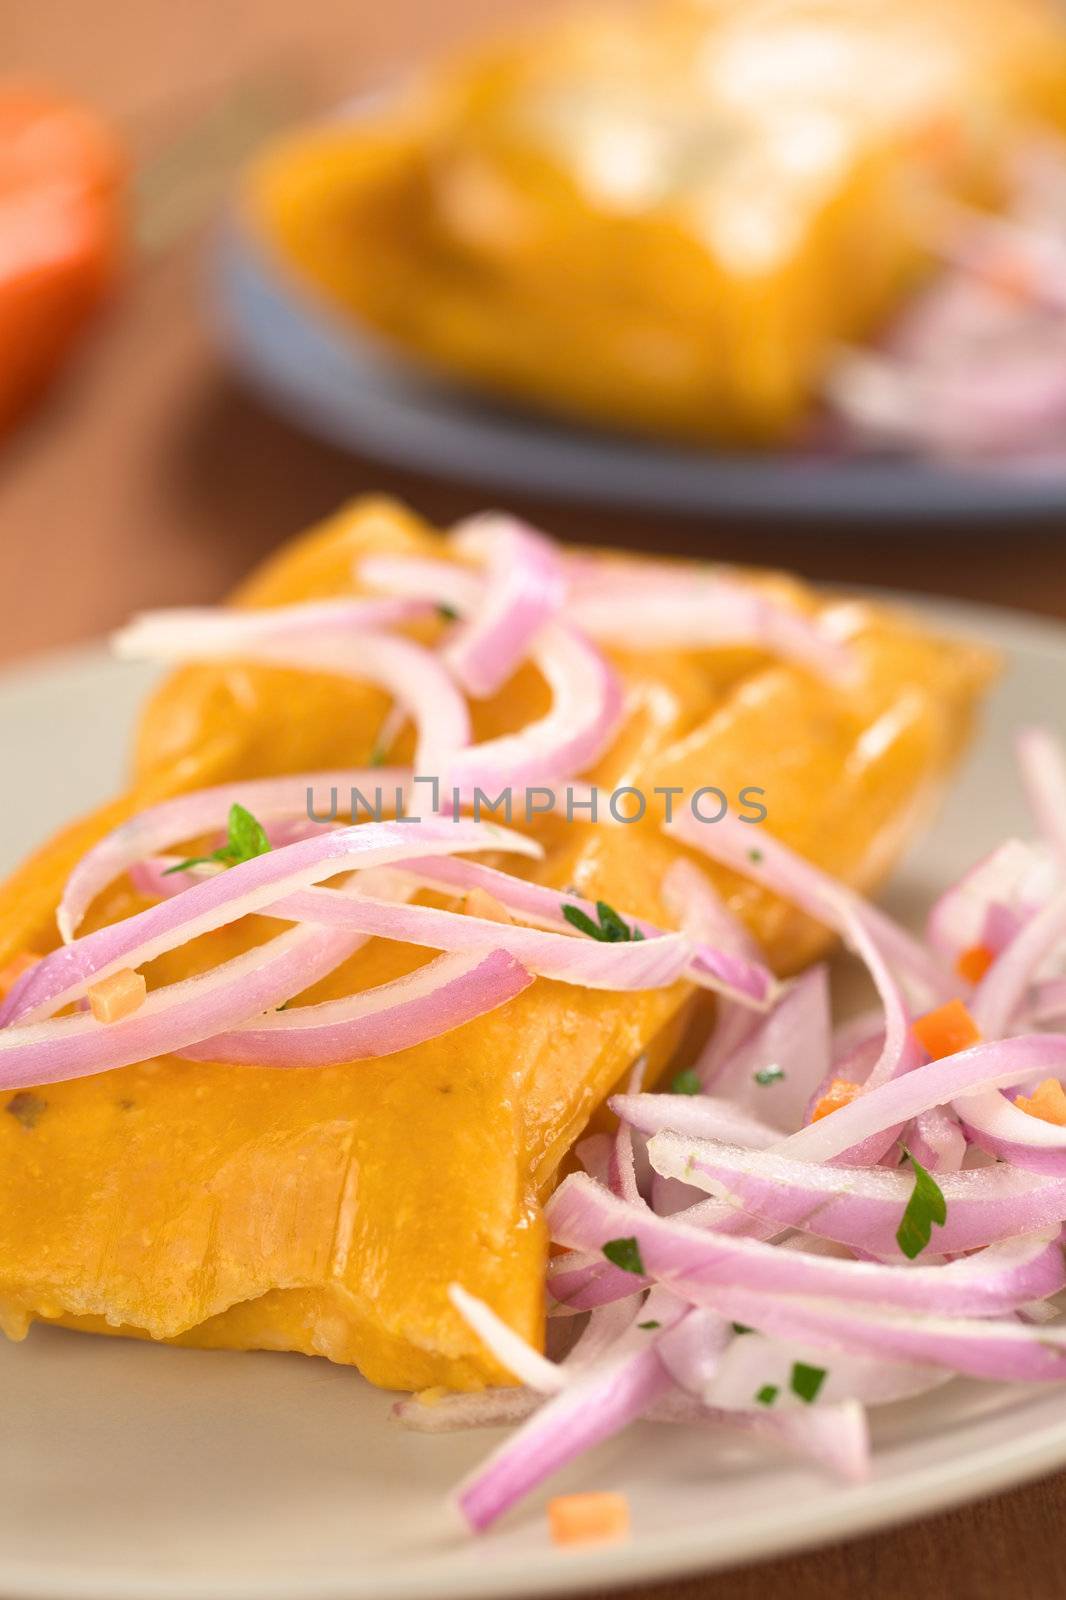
4;2;1066;1596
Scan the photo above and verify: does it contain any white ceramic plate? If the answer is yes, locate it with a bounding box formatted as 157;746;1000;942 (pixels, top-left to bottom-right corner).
2;598;1066;1600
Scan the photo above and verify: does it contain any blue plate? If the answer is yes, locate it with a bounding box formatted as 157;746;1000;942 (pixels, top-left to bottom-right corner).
214;219;1066;523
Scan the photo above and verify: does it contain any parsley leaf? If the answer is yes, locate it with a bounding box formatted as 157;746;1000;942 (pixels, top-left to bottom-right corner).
602;1236;646;1275
164;803;272;876
731;1322;753;1335
562;899;643;943
895;1148;947;1260
755;1384;778;1406
748;848;764;864
671;1068;702;1096
791;1362;827;1403
637;1320;660;1330
754;1065;785;1086
437;602;459;622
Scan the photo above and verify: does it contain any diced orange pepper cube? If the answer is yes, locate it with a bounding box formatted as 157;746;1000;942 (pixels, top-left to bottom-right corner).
0;950;39;999
811;1078;862;1123
548;1492;630;1547
955;943;995;985
1015;1078;1066;1127
464;888;513;925
87;968;146;1023
912;999;981;1060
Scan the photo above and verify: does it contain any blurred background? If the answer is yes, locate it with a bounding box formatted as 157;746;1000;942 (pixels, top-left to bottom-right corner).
3;0;1066;664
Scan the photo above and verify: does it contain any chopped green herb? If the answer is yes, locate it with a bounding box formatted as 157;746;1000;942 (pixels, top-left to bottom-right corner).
731;1322;753;1335
754;1064;785;1086
602;1236;646;1276
164;802;271;876
562;899;643;943
748;848;764;864
671;1067;702;1096
895;1148;947;1260
791;1362;827;1403
368;744;387;768
755;1384;779;1406
437;602;459;622
637;1320;661;1331
5;1091;46;1129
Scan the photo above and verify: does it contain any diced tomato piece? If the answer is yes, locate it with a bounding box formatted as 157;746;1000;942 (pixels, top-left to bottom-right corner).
811;1077;862;1123
955;943;995;985
1015;1078;1066;1127
912;998;981;1060
548;1492;630;1546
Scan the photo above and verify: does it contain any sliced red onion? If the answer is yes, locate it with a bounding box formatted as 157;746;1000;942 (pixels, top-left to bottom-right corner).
647;1134;1066;1255
58;770;408;943
701;965;831;1129
113;597;431;653
1019;727;1066;860
659;1281;1066;1384
180;949;532;1067
662;858;764;1080
447;622;625;795
830;892;920;1106
360;552;626;789
2;820;539;1028
775;1035;1066;1165
113;613;471;776
453;1288;684;1531
546;1174;1065;1316
363;546;858;686
908;1107;967;1174
641;1387;871;1482
563;1299;647;1367
654;1307;732;1394
0;922;360;1090
665;810;958;1006
610;1093;780;1150
267;888;695;991
411;1386;869;1485
954;1078;1066;1177
131;824;324;900
390;855;773;1003
566;568;857;686
444;515;566;698
702;1331;946;1412
609;1059;647;1204
358;553;480;618
925;837;1055;964
971;884;1066;1039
